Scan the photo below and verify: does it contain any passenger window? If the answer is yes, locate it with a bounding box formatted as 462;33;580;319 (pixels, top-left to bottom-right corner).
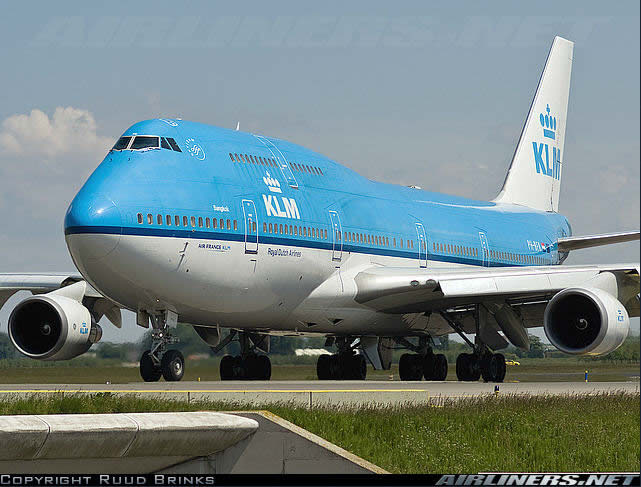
226;219;231;230
157;214;163;225
219;218;224;228
206;217;210;228
166;215;172;226
132;136;160;150
294;226;298;236
113;136;132;151
166;138;182;152
137;213;143;224
229;153;234;161
175;215;180;226
269;223;273;233
161;138;172;150
234;220;238;231
284;225;288;235
212;218;217;229
234;153;240;162
183;216;188;226
147;214;153;224
198;217;203;228
191;216;196;227
263;222;267;232
252;222;256;232
318;168;323;175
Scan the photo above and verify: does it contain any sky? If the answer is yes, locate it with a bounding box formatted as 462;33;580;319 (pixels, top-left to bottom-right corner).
0;1;639;344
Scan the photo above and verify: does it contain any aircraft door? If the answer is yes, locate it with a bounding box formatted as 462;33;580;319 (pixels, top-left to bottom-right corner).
329;210;343;261
242;199;258;254
415;222;428;268
479;231;489;267
253;135;299;189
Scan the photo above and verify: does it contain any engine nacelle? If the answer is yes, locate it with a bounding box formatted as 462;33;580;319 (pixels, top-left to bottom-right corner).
8;293;102;360
544;287;629;356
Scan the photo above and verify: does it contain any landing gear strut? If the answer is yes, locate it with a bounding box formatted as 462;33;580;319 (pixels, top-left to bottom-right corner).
396;337;448;381
218;331;272;380
442;307;507;383
139;310;184;382
316;337;367;380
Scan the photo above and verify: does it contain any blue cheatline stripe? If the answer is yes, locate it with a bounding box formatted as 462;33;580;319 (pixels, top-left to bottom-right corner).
64;225;538;268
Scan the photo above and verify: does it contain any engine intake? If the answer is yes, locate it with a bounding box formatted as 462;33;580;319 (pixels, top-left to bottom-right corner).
544;287;629;356
8;294;101;360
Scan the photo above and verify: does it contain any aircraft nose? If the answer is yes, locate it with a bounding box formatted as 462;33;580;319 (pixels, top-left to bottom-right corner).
64;192;122;261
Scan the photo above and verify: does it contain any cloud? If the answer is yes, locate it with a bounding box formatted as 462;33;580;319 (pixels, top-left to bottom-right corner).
0;107;113;158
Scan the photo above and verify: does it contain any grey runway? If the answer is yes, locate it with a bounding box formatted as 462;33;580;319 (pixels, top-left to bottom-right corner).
0;381;637;407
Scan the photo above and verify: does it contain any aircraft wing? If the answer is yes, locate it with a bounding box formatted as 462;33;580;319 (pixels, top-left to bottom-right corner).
353;263;640;316
0;273;122;328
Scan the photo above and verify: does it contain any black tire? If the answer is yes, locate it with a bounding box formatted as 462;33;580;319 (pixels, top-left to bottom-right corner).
232;355;244;379
140;351;161;382
494;353;506;383
257;355;272;380
432;354;448;381
481;354;497;382
161;349;185;382
399;353;412;381
245;354;260;380
422;353;435;380
352;354;367;380
456;353;469;381
329;354;342;379
317;354;331;380
220;355;234;380
468;354;481;381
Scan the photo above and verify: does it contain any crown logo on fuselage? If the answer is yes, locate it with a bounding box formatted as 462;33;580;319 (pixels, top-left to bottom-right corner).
263;172;282;193
539;104;556;140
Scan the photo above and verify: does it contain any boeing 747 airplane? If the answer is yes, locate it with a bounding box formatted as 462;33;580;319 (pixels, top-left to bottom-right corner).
1;37;638;383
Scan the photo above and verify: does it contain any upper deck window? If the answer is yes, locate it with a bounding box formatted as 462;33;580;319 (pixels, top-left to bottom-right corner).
131;136;160;150
112;136;132;150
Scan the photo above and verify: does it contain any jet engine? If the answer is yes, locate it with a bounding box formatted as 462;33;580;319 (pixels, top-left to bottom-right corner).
544;287;629;356
8;293;102;360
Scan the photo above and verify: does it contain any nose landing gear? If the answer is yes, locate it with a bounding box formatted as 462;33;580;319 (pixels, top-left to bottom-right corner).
139;310;184;382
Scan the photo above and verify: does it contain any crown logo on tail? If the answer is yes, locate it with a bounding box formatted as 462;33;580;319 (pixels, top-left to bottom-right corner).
539;104;556;140
263;172;282;193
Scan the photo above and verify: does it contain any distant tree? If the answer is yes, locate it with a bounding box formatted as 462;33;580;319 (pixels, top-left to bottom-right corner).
434;335;449;350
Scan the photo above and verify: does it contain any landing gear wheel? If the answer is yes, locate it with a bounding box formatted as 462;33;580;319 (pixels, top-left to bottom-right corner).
351;354;367;380
422;353;435;380
140;351;161;382
317;354;331;380
456;353;470;381
432;354;448;381
456;353;480;381
493;353;506;383
257;355;272;380
480;353;507;382
161;349;185;382
399;354;422;381
220;355;234;380
245;354;260;380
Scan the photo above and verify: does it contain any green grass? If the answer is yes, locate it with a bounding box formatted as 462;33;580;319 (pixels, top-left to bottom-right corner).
0;392;638;473
0;358;637;383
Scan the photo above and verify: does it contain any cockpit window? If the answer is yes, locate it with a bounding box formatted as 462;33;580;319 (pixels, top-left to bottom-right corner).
166;137;182;152
131;136;160;150
112;136;132;151
161;137;171;150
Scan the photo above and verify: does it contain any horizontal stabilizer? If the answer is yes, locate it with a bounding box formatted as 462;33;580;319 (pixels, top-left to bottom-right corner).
557;231;640;252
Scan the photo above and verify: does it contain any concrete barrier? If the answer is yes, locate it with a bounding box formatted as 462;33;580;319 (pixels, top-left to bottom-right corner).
0;411;387;474
0;412;257;473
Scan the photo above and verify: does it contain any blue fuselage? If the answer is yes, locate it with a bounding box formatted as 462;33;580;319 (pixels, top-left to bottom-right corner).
65;118;571;270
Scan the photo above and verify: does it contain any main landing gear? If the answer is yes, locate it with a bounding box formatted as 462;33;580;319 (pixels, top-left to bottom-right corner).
396;337;448;381
217;331;272;380
316;337;367;380
442;307;507;383
139;311;185;382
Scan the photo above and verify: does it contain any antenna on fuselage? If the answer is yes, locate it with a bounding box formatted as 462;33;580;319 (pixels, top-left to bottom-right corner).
236;122;240;131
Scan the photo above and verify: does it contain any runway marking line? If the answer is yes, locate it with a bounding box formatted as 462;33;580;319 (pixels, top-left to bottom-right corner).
0;389;428;394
